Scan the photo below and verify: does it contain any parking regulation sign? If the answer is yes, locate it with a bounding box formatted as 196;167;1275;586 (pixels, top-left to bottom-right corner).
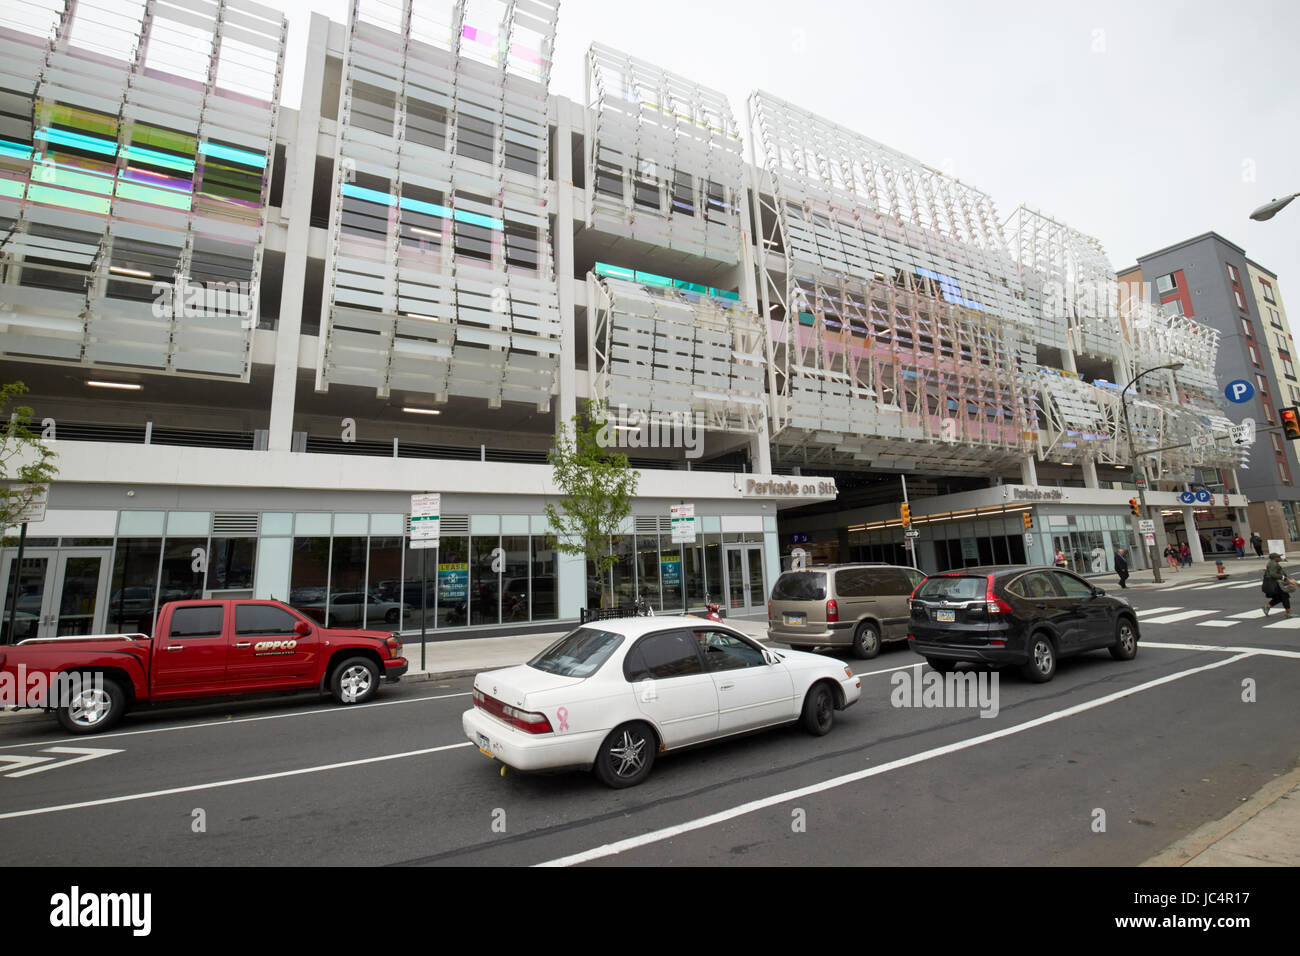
1225;379;1255;404
409;493;440;549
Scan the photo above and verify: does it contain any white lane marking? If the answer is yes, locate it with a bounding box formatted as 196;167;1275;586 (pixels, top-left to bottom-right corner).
1143;641;1300;658
0;692;472;751
1141;610;1217;625
1230;609;1269;619
1196;620;1237;628
1227;582;1261;589
852;663;919;679
1135;606;1181;617
0;741;473;821
535;653;1256;867
1264;616;1300;629
4;746;122;779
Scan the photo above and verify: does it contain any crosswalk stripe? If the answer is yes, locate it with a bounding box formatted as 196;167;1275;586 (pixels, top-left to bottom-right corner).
1135;606;1181;617
1264;616;1300;629
1231;609;1269;618
1227;582;1261;589
1196;620;1238;628
1141;609;1217;624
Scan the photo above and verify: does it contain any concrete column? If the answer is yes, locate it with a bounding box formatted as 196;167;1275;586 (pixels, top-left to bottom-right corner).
268;14;330;451
1020;455;1038;486
1183;507;1204;563
749;407;772;474
1081;458;1099;489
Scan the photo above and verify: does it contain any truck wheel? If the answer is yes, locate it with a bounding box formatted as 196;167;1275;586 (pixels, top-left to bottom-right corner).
330;657;380;705
56;675;127;734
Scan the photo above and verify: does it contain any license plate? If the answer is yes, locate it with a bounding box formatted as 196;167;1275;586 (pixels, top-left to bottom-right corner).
784;614;805;625
936;609;956;623
477;733;493;757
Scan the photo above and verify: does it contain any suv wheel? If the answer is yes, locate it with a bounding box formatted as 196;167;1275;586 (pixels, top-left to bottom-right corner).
1020;633;1057;683
1109;617;1138;661
851;621;881;659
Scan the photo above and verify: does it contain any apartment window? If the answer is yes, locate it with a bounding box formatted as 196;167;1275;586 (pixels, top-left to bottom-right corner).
1279;459;1292;485
1248;344;1262;367
1228;264;1241;283
1278;333;1289;352
1241;317;1254;338
1261;279;1276;305
1156;273;1177;295
1284;355;1297;380
1273;433;1284;455
1269;307;1284;329
1262;398;1276;424
1256;372;1269;394
1289;385;1300;405
1163;297;1185;318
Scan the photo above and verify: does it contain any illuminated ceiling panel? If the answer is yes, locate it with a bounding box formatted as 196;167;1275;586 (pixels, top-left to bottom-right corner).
0;0;286;380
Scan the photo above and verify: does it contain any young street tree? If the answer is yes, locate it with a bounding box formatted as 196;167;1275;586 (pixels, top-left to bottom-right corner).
1;382;58;541
545;400;639;609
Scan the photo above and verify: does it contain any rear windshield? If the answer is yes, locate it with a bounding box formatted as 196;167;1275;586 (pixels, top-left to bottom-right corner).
915;575;986;602
771;572;827;601
527;627;623;678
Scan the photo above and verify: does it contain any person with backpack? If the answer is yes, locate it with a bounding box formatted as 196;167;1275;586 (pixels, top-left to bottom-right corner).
1113;548;1129;589
1262;552;1298;617
1251;531;1264;558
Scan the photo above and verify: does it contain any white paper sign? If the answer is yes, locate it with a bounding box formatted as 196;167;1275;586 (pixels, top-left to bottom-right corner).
670;504;696;543
409;493;440;548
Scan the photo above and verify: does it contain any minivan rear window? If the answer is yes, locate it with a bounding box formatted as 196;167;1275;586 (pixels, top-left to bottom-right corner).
771;572;827;601
915;575;986;602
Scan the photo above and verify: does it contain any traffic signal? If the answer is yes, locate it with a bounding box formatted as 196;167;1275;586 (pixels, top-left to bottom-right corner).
1282;406;1300;441
1129;498;1141;517
900;503;911;527
1022;512;1033;530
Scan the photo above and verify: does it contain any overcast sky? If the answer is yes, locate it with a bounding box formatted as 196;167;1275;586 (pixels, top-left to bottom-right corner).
273;0;1299;285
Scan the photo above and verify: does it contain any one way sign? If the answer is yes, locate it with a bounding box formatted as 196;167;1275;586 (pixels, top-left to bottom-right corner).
1229;418;1256;446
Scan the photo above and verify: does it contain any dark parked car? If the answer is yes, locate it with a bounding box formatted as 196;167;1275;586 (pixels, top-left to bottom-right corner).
907;565;1139;682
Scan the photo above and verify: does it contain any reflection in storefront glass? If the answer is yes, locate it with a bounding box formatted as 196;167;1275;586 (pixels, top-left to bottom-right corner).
531;536;557;621
110;538;162;636
436;536;468;628
471;535;500;626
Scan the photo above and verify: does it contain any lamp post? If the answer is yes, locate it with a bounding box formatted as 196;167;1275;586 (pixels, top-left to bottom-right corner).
1250;193;1298;222
1120;362;1184;583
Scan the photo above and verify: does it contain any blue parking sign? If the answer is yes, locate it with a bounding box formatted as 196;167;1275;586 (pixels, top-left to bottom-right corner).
1195;490;1211;503
1179;492;1195;504
1225;379;1255;404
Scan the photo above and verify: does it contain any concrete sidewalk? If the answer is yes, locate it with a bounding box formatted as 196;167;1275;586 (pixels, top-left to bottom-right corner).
1087;552;1275;590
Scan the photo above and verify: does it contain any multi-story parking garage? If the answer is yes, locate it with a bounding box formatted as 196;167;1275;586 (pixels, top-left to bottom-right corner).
0;0;1253;640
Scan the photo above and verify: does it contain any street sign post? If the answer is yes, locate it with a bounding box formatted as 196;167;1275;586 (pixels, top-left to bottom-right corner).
1138;519;1155;533
409;493;440;670
1229;421;1256;446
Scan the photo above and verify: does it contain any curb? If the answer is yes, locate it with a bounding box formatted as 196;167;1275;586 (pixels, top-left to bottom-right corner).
1141;762;1300;867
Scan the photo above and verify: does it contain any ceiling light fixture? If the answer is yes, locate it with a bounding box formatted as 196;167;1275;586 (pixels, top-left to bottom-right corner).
86;380;142;390
402;407;441;415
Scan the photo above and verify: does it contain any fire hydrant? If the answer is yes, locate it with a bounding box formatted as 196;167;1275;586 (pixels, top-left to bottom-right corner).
1216;559;1228;579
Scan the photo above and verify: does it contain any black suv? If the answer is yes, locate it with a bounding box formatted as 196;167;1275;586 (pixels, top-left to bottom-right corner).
907;565;1139;682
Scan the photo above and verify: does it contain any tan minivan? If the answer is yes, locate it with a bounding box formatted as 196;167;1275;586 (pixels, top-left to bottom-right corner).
767;564;925;659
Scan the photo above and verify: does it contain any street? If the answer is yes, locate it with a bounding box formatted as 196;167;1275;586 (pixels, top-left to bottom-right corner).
1;574;1296;867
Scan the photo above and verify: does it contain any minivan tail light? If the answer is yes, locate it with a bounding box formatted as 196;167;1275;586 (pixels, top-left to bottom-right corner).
986;575;1013;615
826;599;839;623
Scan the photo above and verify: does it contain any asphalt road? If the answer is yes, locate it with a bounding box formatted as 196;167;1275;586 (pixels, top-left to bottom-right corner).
1;575;1297;867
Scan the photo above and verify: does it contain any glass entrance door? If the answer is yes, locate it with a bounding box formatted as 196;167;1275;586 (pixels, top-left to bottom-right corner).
723;545;767;613
0;548;112;641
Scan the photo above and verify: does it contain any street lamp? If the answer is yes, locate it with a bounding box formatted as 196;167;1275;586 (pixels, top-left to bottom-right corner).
1120;362;1184;583
1250;193;1298;222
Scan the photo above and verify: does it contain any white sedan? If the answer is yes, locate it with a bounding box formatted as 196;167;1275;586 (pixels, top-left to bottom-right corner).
462;616;862;788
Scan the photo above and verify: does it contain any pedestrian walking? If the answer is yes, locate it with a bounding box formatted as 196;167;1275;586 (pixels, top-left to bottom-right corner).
1054;548;1067;568
1114;548;1129;589
1251;531;1264;558
1233;533;1245;558
1164;545;1179;571
1262;552;1298;617
1179;541;1191;567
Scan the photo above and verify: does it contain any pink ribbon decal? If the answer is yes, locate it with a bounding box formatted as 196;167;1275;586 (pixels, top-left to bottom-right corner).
556;707;569;731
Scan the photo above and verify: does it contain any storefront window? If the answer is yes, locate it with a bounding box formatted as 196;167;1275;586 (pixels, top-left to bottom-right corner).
704;535;722;606
531;535;557;621
683;542;706;609
208;537;255;591
290;537;331;624
367;537;405;629
636;534;661;609
611;534;635;607
403;540;437;631
159;537;207;605
471;535;500;626
501;536;530;622
660;538;684;612
109;538;162;635
436;536;468;627
328;537;367;627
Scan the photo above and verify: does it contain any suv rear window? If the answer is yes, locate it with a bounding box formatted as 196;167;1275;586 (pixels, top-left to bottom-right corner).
915;575;986;602
771;572;827;601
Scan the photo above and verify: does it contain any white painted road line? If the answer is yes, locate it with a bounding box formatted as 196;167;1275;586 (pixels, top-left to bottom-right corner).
1230;609;1268;619
1195;620;1238;628
0;741;474;821
1141;609;1217;625
535;652;1257;867
1135;606;1181;617
1143;641;1300;658
1264;616;1300;629
0;692;473;751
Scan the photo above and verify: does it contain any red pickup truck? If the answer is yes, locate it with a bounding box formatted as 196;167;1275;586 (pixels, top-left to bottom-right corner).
0;599;408;734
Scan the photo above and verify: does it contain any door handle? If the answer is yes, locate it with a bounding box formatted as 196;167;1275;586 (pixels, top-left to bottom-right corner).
235;642;251;648
165;645;184;651
720;682;735;690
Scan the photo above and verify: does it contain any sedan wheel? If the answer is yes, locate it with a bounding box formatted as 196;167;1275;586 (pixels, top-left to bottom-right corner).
1109;618;1138;661
1020;634;1057;683
594;722;656;788
800;683;835;736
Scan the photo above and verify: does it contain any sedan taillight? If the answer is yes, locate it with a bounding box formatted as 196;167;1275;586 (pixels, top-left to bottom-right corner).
473;688;554;735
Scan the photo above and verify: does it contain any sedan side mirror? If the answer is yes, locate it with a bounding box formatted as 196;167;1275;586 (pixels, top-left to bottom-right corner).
1092;587;1106;597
